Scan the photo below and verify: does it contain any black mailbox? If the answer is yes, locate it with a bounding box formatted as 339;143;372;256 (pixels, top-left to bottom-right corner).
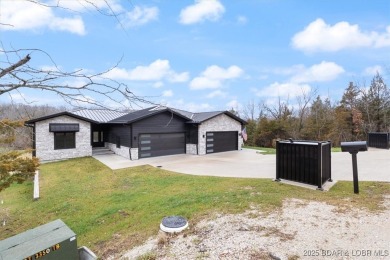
340;141;368;194
341;141;368;153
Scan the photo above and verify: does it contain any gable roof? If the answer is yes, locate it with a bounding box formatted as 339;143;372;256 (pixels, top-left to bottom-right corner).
24;109;127;124
108;106;191;124
25;106;246;125
71;109;127;123
25;111;98;124
171;108;246;124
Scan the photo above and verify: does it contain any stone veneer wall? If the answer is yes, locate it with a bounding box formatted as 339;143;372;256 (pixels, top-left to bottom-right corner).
130;148;139;160
198;114;243;155
107;143;130;159
35;115;92;161
186;144;197;155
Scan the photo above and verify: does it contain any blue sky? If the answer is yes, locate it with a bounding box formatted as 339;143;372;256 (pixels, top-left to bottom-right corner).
1;0;390;113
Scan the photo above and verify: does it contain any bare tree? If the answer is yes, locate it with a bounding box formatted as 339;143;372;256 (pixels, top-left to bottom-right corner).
0;48;154;110
292;88;316;138
0;0;154;192
1;0;154;111
264;96;293;121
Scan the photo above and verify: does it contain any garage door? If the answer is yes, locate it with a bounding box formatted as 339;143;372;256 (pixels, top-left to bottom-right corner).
206;131;238;154
139;133;185;158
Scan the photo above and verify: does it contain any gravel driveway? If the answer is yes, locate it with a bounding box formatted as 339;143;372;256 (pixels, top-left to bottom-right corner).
121;196;390;260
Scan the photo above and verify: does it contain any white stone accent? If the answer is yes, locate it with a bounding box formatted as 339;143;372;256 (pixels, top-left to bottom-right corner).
107;142;130;159
186;144;197;155
198;114;243;155
35;115;92;161
130;148;139;160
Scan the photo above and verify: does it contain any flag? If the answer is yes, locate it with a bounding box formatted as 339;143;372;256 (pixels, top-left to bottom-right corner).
241;127;248;142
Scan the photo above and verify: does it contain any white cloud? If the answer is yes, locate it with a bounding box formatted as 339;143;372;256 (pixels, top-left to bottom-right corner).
226;100;242;110
290;61;345;83
190;65;244;90
206;90;227;98
237;16;248;25
0;1;85;35
363;65;383;76
49;16;85;35
374;26;390;47
120;6;159;28
179;0;225;25
292;18;390;52
153;82;164;88
255;82;311;98
103;59;189;82
162;90;173;97
168;72;190;83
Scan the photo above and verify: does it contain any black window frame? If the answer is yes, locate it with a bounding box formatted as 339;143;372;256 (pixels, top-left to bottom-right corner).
54;132;76;150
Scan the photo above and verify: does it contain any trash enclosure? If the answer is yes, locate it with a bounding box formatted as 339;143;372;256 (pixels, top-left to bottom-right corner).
276;140;332;190
368;132;390;149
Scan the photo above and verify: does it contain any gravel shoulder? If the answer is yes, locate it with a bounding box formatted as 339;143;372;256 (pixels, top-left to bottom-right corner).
121;195;390;260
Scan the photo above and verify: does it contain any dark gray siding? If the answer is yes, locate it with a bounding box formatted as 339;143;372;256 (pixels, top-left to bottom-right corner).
132;111;187;148
107;124;131;147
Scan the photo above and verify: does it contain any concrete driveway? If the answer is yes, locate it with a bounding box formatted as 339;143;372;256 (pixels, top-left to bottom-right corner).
93;148;390;182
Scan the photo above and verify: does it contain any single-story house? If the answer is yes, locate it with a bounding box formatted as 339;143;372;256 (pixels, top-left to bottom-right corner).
25;106;247;162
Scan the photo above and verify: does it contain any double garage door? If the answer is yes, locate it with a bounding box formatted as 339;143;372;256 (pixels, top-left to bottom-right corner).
206;131;238;154
138;131;238;158
139;133;185;158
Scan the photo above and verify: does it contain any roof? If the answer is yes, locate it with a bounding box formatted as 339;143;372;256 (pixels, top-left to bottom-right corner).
171;108;246;124
25;106;246;125
24;109;128;124
71;109;127;123
109;106;191;124
25;111;98;124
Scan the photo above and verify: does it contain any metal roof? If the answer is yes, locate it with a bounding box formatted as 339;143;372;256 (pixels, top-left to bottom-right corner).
71;109;127;123
109;106;191;124
25;106;246;125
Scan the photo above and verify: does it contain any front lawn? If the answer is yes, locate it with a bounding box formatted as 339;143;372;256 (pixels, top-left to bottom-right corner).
243;146;276;154
0;157;388;258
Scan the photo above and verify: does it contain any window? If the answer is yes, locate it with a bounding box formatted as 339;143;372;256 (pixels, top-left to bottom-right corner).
54;132;76;149
93;131;99;142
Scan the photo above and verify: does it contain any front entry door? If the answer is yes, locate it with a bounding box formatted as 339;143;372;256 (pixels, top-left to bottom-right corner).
92;130;105;147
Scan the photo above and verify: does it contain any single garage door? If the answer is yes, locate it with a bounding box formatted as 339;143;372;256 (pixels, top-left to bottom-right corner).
206;131;238;154
139;133;185;158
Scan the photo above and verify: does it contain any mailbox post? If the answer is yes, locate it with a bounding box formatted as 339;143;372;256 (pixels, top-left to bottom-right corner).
340;141;368;194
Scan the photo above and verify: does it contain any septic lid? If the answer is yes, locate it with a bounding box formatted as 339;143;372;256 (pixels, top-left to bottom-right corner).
160;216;188;233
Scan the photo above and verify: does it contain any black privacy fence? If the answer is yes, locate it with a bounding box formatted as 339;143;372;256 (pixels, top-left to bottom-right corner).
276;140;332;190
368;132;390;149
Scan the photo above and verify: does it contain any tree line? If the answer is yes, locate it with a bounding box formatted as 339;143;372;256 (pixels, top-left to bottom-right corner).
242;73;390;147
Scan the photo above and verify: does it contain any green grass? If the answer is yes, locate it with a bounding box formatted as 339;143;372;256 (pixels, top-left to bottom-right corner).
331;147;342;152
243;146;276;154
0;157;389;258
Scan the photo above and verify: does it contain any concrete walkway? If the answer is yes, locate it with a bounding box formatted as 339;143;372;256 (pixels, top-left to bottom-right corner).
93;148;390;182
